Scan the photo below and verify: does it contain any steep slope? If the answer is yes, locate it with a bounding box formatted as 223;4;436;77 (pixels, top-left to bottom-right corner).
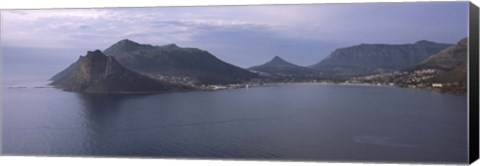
349;38;468;94
429;63;467;84
310;40;451;77
417;38;467;70
249;56;314;75
416;38;468;83
50;50;192;93
103;39;258;85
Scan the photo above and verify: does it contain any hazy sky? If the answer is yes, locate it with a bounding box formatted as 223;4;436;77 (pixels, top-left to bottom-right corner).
1;2;469;67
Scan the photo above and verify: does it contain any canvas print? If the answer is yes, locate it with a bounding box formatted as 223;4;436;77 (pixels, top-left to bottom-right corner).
0;2;473;164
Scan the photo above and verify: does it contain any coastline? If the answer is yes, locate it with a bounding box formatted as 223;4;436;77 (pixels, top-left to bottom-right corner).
8;79;465;96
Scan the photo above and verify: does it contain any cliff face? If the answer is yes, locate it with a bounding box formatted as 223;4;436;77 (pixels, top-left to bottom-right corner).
50;50;193;93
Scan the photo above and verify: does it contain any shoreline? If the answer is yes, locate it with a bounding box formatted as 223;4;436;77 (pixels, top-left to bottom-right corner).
240;81;467;96
8;80;466;96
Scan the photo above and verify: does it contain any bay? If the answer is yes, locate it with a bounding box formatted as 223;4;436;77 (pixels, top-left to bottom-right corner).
2;82;468;163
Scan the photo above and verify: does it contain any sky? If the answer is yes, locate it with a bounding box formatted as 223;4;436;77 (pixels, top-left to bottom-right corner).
0;2;469;67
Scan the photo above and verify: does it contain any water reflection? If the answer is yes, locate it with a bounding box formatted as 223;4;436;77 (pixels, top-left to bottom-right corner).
75;93;152;155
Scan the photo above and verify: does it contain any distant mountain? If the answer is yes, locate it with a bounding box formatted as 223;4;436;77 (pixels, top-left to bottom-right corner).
249;56;314;76
416;38;468;83
103;39;258;85
50;50;192;93
310;40;451;77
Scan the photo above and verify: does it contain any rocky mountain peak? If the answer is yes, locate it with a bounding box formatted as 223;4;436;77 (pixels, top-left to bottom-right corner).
50;50;191;93
249;56;313;75
270;56;287;63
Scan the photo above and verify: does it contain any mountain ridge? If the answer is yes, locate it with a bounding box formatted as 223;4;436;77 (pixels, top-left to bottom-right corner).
415;37;468;83
49;38;465;94
103;39;259;85
416;38;467;70
310;40;452;78
348;38;467;94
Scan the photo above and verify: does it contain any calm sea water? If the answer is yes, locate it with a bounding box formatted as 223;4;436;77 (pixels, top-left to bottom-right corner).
0;47;469;163
1;79;468;163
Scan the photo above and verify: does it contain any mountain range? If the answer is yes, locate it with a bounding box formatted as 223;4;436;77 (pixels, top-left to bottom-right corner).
50;38;465;94
103;39;258;85
348;38;467;94
310;40;451;78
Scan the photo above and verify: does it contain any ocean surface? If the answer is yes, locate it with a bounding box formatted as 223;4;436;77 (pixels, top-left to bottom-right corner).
1;47;469;163
2;80;468;163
